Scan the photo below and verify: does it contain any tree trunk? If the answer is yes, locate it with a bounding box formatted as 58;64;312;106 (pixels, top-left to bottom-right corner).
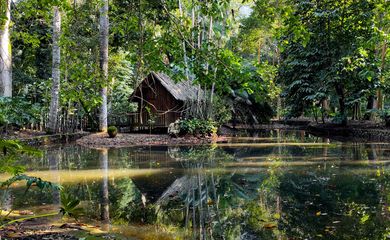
191;6;195;47
321;99;329;123
335;83;347;126
0;0;12;97
354;102;361;120
364;95;375;120
377;43;387;110
136;0;144;123
48;6;61;133
197;10;201;49
99;0;109;132
377;89;383;110
48;149;61;205
258;41;262;64
178;0;189;80
205;15;213;74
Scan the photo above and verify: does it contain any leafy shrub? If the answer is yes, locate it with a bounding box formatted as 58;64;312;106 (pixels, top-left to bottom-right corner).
0;97;41;131
107;126;118;138
213;96;232;125
331;112;348;125
109;52;137;115
179;118;217;136
233;100;274;124
378;109;390;127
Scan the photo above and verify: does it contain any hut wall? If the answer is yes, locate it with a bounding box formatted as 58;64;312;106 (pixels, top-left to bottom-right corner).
133;77;183;126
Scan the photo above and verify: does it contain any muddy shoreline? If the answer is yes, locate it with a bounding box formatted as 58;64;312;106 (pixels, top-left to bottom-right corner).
2;131;89;146
76;132;227;148
3;120;390;147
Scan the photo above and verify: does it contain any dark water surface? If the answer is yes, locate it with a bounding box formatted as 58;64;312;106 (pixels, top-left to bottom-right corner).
5;130;390;239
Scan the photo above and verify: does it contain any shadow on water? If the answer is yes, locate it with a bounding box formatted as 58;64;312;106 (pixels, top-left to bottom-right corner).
2;130;390;239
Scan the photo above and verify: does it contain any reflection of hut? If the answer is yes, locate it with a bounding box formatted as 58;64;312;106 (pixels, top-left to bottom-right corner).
129;146;185;203
129;72;202;130
131;171;183;203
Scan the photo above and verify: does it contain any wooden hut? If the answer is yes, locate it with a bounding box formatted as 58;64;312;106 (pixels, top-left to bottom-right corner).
129;72;201;130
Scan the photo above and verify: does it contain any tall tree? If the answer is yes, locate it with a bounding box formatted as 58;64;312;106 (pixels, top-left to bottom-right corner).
0;0;12;97
280;0;379;125
99;0;109;132
48;6;61;133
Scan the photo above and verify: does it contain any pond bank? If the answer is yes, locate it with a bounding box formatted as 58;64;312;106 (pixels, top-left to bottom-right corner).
2;130;89;146
307;123;390;142
224;120;390;142
76;132;227;148
221;121;308;133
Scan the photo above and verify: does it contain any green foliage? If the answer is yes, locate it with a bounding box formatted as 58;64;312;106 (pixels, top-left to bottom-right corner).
145;106;157;126
0;174;61;192
212;96;232;125
377;108;390;127
114;178;156;223
0;140;53;191
8;0;390;130
279;0;386;122
145;106;157;134
247;201;279;236
0;97;41;130
11;0;54;107
0;139;42;174
109;51;137;115
178;118;217;136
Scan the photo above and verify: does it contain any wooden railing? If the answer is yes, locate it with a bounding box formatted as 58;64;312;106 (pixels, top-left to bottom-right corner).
108;111;180;129
129;111;173;127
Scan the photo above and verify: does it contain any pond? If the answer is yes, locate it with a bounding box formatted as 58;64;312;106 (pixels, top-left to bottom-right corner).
4;130;390;239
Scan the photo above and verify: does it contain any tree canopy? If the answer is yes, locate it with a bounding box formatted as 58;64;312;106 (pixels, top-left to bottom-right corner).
0;0;389;132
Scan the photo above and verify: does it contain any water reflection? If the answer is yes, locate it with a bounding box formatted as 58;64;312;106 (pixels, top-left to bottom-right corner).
99;148;110;229
4;130;390;239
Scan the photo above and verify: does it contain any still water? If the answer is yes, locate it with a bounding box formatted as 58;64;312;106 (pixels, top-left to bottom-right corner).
6;130;390;239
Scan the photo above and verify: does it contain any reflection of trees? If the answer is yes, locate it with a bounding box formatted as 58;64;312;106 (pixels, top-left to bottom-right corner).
99;148;109;226
17;145;99;170
247;157;285;239
113;178;156;223
156;146;269;239
48;149;61;205
154;144;390;240
279;168;390;239
158;147;224;239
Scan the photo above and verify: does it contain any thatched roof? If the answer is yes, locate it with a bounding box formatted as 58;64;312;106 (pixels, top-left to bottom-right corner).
136;72;203;101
